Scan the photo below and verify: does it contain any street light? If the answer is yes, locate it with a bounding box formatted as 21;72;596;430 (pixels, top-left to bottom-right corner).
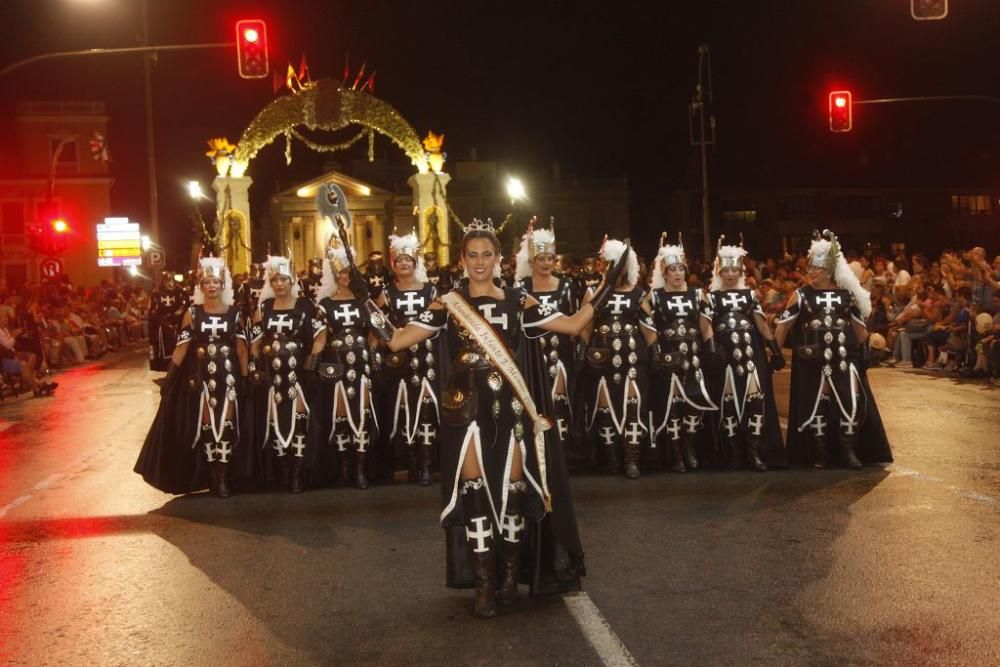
187;180;205;200
506;176;526;203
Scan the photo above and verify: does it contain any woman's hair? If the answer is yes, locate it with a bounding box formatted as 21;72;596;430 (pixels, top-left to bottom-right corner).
461;229;501;256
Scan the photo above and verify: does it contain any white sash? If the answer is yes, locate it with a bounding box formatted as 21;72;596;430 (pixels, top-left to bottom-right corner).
439;290;553;512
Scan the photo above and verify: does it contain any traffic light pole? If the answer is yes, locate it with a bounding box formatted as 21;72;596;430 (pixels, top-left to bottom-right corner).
0;43;233;78
855;94;1000;106
689;44;717;262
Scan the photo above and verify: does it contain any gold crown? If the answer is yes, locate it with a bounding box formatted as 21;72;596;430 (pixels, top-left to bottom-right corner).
422;131;445;153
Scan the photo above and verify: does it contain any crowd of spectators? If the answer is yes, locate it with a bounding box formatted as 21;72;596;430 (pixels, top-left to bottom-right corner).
0;274;149;401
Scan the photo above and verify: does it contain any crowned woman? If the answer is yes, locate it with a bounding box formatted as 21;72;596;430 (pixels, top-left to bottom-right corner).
248;252;319;492
374;230;442;485
639;233;719;472
370;218;625;618
702;236;786;471
515;218;579;465
135;256;251;498
775;230;892;468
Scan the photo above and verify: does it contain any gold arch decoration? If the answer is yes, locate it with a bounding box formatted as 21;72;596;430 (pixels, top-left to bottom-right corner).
233;78;428;173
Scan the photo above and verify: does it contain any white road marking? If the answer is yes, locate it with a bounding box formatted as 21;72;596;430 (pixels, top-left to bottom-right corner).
0;495;31;519
891;465;1000;509
32;473;64;491
563;591;638;667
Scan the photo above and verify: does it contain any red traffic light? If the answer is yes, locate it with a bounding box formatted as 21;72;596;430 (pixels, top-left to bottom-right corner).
236;19;269;79
828;90;853;132
52;219;69;234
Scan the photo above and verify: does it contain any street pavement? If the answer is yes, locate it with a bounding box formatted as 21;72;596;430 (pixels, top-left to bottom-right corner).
1;348;999;666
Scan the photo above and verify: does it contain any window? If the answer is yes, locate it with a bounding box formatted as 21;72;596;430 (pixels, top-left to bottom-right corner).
950;194;992;217
2;201;25;235
50;137;78;172
831;196;879;219
777;196;817;219
722;200;757;224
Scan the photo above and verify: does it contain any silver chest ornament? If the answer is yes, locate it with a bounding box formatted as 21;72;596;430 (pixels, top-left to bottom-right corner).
288;356;297;369
272;357;282;370
207;361;217;375
207;343;217;356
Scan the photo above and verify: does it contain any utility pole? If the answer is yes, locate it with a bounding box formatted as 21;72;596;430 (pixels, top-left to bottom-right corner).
689;44;717;262
140;0;159;244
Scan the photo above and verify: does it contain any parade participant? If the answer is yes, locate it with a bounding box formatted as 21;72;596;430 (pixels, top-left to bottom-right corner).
363;250;391;300
573;255;603;310
775;230;893;468
300;258;326;304
640;234;718;473
309;237;379;489
148;272;187;372
238;262;266;320
515;218;578;462
703;236;785;471
373;219;622;619
579;237;651;479
374;231;440;485
424;251;452;293
134;256;250;498
249;253;318;492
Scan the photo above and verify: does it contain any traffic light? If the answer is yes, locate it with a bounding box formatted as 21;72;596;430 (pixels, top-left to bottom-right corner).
828;90;852;132
27;217;71;256
911;0;948;20
236;19;269;79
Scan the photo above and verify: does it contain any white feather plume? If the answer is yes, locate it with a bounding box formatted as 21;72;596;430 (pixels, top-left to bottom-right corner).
258;254;300;303
515;228;556;280
651;244;686;290
710;245;748;291
192;257;234;306
809;238;872;319
601;239;639;288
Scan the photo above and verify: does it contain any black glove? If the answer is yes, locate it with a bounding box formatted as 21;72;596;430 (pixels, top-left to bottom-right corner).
349;269;370;302
161;361;180;397
589;240;632;312
767;338;786;371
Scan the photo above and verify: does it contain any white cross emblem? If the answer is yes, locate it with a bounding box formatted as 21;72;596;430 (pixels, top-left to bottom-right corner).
683;415;701;434
354;430;370;452
723;416;738;438
333;303;361;327
667;295;693;316
478;303;508;329
501;513;525;543
556;417;569;441
466;516;493;553
201;316;228;337
162;294;175;307
272;439;288;457
269;313;294;334
624;422;643;444
335;432;352;451
418;310;434;323
721;292;747;310
840;417;857;435
291;434;307;458
665;419;682;441
607;293;630;315
810;415;828;437
815;292;843;311
369;274;385;288
396;291;425;316
537;294;557;317
418;423;436;446
747;414;764;436
598;426;617;445
205;440;232;463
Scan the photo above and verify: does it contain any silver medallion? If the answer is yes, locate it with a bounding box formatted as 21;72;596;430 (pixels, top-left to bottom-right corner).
220;345;231;355
727;318;737;329
693;357;701;368
679;342;689;354
627;367;638;379
288;387;297;400
628;352;638;364
612;321;621;333
274;392;283;404
612;339;622;351
345;334;355;346
550;335;559;348
746;347;754;358
733;348;743;361
678;324;687;336
273;375;282;387
613;355;623;368
348;369;357;381
226;375;236;387
227;389;237;402
487;372;503;392
824;332;834;344
512;399;523;415
272;357;282;370
209;397;218;408
549;350;559;362
207;361;217;375
839;346;848;358
224;360;232;372
208;379;217;391
747;360;756;372
838;332;846;344
362;349;370;361
347;351;356;364
288;357;297;369
427;369;436;380
839;361;848;372
736;365;745;376
629;338;637;350
824;315;833;328
836;318;846;328
272;340;282;353
730;332;739;344
207;344;217;356
539;337;548;350
347;386;357;398
410;358;419;369
426;353;435;365
824;348;834;361
286;341;297;353
613;372;623;384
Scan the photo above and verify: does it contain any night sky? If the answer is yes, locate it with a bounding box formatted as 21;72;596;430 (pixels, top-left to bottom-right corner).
2;0;998;262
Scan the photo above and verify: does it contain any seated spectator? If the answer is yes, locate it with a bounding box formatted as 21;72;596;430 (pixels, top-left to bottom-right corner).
1;311;57;397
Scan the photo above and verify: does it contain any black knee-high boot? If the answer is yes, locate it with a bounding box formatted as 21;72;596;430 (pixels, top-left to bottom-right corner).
354;409;376;489
415;406;436;487
720;399;742;469
204;421;234;498
332;416;352;484
461;478;498;619
289;412;309;492
839;416;863;469
498;480;527;605
594;407;619;474
681;411;702;471
810;396;832;469
622;397;643;480
743;393;767;472
664;416;686;473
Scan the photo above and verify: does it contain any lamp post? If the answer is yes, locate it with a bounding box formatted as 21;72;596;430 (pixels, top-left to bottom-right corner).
505;176;527;250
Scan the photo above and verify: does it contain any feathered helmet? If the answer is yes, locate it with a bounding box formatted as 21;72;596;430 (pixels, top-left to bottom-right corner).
515;216;557;280
600;235;639;287
258;250;300;302
651;232;687;289
461;218;502;279
808;229;871;318
193;256;234;306
388;230;427;282
710;234;749;290
318;233;352;300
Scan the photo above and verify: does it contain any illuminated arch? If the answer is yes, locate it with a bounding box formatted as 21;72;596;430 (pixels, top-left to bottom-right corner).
234;78;428;172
